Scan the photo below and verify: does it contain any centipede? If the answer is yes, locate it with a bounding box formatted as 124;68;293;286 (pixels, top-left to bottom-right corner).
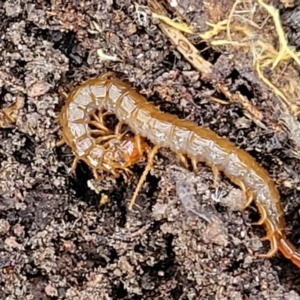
58;72;300;269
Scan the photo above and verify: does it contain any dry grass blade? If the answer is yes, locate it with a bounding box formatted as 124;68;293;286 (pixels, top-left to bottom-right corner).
149;0;212;79
148;0;274;130
150;0;300;157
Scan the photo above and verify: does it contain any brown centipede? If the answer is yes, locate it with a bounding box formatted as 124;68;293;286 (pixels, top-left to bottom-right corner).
58;72;300;269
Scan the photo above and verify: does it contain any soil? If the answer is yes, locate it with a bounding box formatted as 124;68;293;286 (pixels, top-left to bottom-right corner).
1;0;300;299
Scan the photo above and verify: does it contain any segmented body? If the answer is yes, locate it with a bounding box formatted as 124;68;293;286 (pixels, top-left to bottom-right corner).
59;73;300;268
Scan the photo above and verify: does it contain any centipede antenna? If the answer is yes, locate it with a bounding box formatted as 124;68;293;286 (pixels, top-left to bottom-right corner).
128;145;159;210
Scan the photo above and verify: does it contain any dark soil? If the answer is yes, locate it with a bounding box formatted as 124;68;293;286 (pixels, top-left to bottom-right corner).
1;0;300;299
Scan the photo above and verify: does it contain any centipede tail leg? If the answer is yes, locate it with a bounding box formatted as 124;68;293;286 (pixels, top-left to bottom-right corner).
128;145;159;210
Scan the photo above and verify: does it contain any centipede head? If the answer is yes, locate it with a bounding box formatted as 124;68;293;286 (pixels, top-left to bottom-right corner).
102;136;146;169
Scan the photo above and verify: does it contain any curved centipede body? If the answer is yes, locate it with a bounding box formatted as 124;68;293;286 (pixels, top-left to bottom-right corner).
59;72;300;269
59;75;149;178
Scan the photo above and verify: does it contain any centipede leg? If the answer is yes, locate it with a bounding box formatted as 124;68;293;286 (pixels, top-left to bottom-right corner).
91;110;109;124
114;121;124;135
71;157;79;174
135;134;143;156
191;158;198;173
100;72;116;80
110;168;120;178
128;145;159;210
230;177;253;209
135;134;151;157
58;86;68;99
97;110;109;120
91;112;101;123
243;190;254;210
89;120;110;134
90;129;109;136
123;167;133;177
212;165;219;188
56;139;65;147
95;134;120;144
257;235;278;258
252;203;267;226
256;217;278;257
92;110;109;129
258;234;278;258
92;168;102;180
177;153;189;169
